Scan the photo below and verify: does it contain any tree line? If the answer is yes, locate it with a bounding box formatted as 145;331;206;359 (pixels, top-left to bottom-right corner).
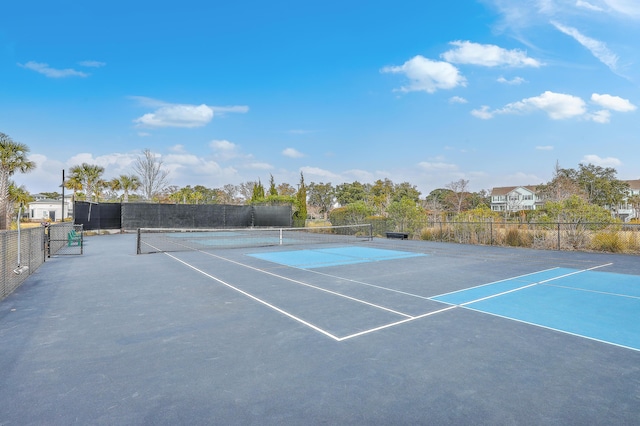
1;131;638;231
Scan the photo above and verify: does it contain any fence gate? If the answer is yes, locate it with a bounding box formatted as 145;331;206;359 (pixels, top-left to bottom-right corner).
48;223;84;256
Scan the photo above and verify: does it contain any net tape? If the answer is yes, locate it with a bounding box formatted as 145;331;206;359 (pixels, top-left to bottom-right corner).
137;224;373;254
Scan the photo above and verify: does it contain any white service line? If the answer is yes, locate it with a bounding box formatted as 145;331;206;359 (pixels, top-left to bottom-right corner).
337;306;458;341
163;250;463;342
164;252;342;341
285;266;434;301
197;250;414;318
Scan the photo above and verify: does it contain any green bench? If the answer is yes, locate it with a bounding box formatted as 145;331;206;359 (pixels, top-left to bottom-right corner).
68;229;82;246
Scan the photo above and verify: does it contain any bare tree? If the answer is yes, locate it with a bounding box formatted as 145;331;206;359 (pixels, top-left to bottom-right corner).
237;181;257;203
445;179;470;214
536;161;585;203
133;149;170;201
216;184;239;204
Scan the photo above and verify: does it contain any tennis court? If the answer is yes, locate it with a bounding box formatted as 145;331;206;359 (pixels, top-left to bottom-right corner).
1;229;639;424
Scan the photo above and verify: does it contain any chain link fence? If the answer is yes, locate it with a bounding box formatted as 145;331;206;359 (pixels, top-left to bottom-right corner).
416;221;640;254
1;222;82;302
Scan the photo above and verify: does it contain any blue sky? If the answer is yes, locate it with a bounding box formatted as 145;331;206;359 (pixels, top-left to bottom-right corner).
2;0;639;196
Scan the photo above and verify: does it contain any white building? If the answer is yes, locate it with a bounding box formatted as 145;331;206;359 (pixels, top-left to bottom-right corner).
491;180;640;221
28;195;73;222
490;186;542;213
617;179;640;222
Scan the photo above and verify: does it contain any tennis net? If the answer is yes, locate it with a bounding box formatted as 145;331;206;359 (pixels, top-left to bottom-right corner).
136;224;373;254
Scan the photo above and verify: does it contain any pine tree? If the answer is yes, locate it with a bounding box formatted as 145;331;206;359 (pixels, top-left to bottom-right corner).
294;172;307;226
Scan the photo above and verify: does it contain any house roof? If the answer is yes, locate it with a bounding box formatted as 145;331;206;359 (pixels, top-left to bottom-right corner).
492;180;640;197
29;199;71;204
624;179;640;190
491;185;538;196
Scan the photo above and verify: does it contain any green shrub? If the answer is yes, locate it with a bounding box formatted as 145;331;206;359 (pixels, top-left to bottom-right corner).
505;228;533;247
420;227;435;241
590;231;625;253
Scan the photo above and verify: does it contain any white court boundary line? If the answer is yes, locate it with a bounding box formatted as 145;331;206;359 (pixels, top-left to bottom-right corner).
164;252;341;341
463;306;640;353
431;266;563;299
440;262;640;352
154;238;617;343
198;251;413;318
539;282;640;300
157;246;457;341
433;263;612;308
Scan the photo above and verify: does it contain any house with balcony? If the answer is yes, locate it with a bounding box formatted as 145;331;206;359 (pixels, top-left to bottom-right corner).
617;179;640;222
490;186;542;213
491;180;640;221
491;185;543;212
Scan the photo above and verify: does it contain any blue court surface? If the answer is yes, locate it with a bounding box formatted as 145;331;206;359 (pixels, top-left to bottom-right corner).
432;267;640;351
248;246;426;268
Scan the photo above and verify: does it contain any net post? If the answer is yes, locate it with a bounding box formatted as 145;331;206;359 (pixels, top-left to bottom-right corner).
137;228;141;254
279;228;283;245
369;223;373;241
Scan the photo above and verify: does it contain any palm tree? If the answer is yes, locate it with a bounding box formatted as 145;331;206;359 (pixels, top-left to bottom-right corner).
110;174;140;202
65;174;84;202
0;133;36;229
68;163;105;203
8;181;33;226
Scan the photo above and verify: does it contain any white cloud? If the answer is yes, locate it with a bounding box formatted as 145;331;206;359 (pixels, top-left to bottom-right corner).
586;109;611;123
343;169;375;182
134;104;214;128
497;76;526;85
164;153;203;166
497;91;587;120
417;161;459;171
471;105;494;119
473;91;633;123
131;97;248;128
161;153;238;182
506;172;543;185
535;145;554;151
67;152;136;169
581;154;622;167
18;61;88;78
442;41;541;67
591;93;637;111
576;1;604;12
244;162;274;170
449;96;468;104
210;105;250;115
210;139;247;161
551;21;619;71
211;139;237;151
300;166;340;180
602;0;640;18
209;139;237;152
78;60;106;68
282;148;305;158
381;55;467;93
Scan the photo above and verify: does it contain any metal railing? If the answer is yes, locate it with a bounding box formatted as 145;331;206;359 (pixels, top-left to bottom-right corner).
1;222;82;302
